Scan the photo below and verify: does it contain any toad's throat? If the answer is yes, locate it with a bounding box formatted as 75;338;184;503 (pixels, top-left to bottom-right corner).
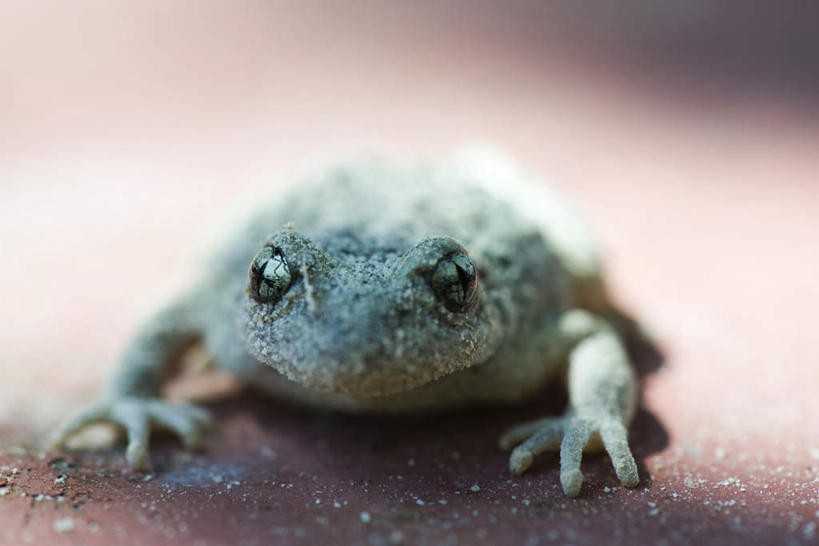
269;354;473;399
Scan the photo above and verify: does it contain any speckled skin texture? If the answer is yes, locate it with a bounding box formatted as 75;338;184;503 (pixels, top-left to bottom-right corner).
54;157;639;496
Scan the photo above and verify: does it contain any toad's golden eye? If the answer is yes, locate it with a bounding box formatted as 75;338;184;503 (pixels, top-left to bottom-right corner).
430;253;478;313
248;246;292;303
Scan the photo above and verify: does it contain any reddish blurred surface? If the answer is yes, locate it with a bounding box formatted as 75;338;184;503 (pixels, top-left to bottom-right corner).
1;2;818;545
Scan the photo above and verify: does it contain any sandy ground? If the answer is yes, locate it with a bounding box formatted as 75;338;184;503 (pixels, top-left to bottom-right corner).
1;2;818;544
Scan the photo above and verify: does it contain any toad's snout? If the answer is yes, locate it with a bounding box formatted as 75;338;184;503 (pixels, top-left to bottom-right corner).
279;285;436;397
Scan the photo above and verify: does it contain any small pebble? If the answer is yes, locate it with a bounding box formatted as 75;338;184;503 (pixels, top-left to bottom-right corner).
52;517;75;533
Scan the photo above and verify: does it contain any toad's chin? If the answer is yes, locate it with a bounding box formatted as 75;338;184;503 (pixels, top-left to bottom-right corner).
261;352;474;399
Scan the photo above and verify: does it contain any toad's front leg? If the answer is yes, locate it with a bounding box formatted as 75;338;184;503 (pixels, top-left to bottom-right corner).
51;296;213;468
499;310;639;497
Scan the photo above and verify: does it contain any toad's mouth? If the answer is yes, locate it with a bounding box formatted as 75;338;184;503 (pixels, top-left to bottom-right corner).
263;349;480;399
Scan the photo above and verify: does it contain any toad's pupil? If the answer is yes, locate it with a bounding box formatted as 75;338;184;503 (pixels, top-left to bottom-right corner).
262;254;288;282
249;247;291;303
431;253;477;313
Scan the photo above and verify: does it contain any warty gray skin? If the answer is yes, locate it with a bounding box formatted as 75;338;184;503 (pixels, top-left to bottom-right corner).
54;157;640;497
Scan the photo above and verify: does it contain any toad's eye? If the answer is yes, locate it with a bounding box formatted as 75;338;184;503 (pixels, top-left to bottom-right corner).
248;246;292;303
430;253;478;313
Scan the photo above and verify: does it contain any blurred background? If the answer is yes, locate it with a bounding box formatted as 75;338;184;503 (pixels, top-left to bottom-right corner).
2;1;819;543
2;0;819;499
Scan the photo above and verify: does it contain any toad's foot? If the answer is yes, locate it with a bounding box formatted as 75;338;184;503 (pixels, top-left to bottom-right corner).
499;412;638;497
51;397;213;469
